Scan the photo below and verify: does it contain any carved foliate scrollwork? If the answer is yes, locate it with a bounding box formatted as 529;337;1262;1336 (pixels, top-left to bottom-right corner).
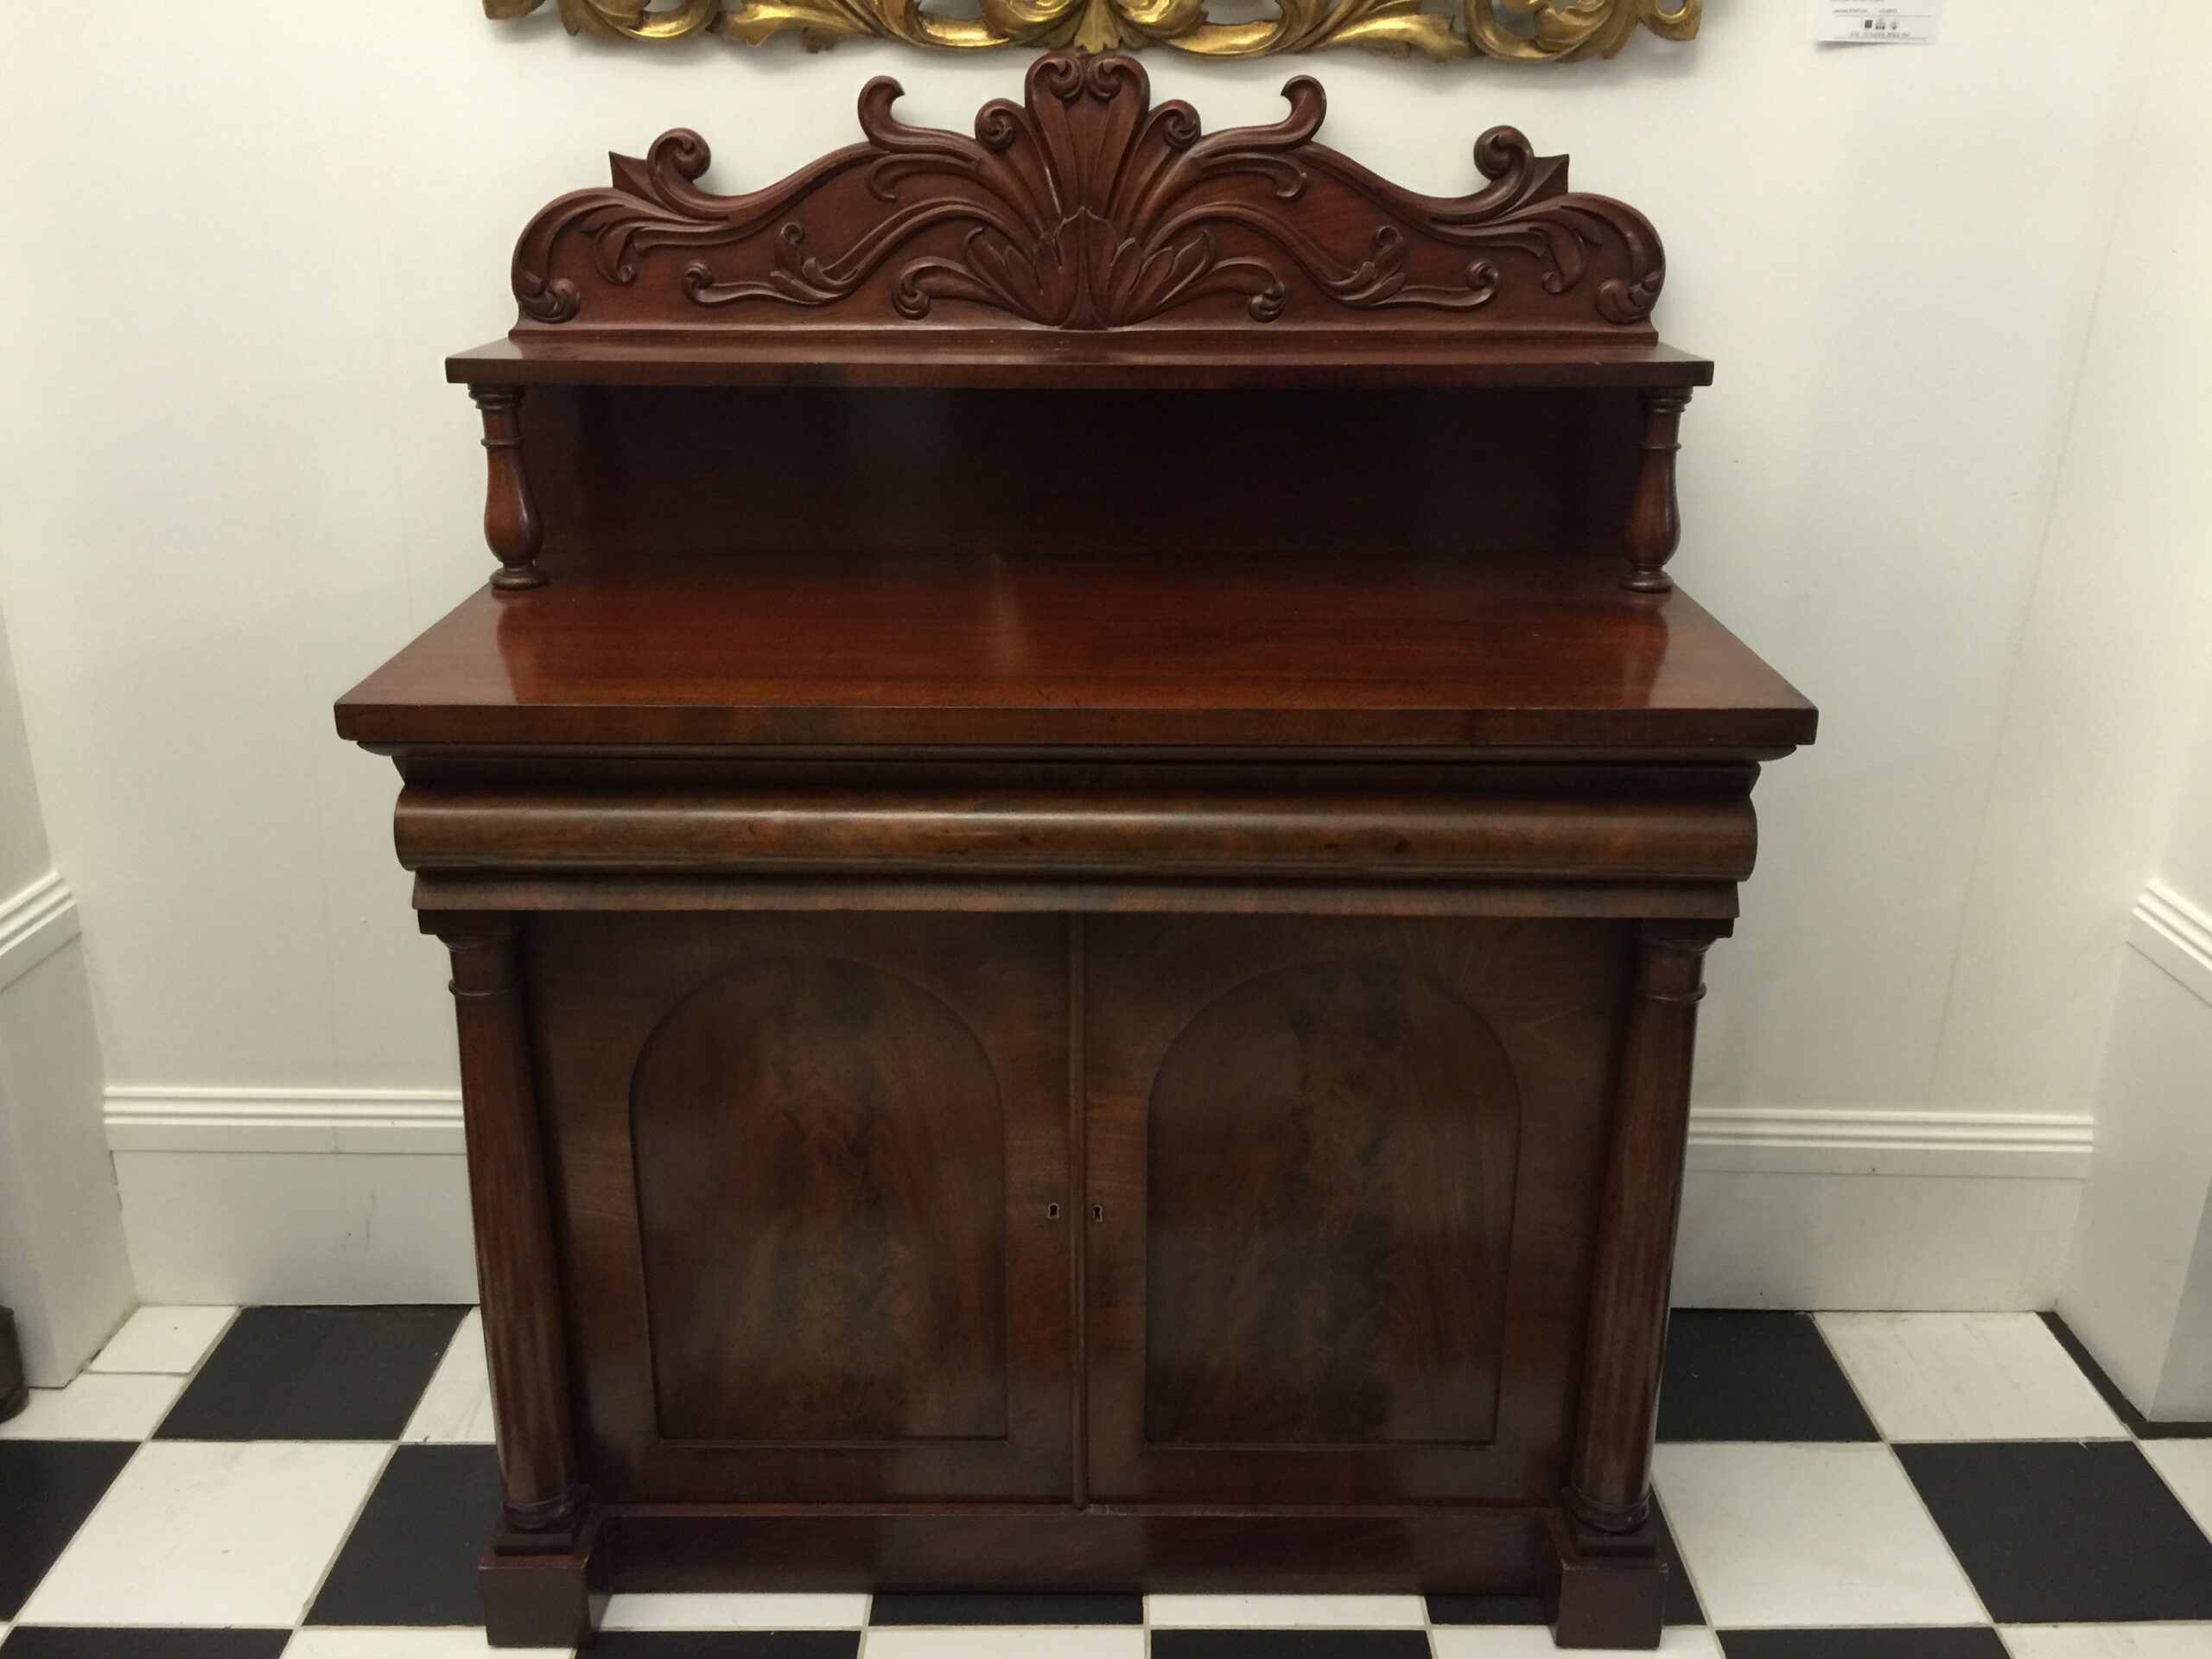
511;52;1665;334
486;0;1698;62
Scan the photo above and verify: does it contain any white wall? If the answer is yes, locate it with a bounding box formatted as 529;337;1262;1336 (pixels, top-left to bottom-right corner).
0;1;2191;1304
2036;1;2212;1420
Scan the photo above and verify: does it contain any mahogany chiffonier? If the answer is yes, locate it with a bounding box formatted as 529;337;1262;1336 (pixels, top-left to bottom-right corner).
336;53;1814;1650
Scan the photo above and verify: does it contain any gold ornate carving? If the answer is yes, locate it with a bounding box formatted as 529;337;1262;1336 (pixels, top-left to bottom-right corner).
486;0;1698;62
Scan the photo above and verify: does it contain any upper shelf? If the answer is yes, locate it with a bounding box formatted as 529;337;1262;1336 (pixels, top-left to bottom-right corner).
458;52;1703;393
446;334;1713;392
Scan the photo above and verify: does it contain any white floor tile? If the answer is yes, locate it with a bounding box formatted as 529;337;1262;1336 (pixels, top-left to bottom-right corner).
603;1592;871;1630
2000;1627;2212;1658
2142;1439;2212;1538
21;1440;389;1627
1147;1594;1427;1627
0;1372;185;1440
1433;1630;1723;1659
1652;1442;1986;1629
88;1305;237;1374
1816;1313;2127;1441
401;1308;496;1444
281;1632;572;1657
862;1630;1144;1659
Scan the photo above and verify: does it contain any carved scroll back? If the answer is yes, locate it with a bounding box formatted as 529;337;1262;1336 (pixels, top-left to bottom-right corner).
510;52;1667;340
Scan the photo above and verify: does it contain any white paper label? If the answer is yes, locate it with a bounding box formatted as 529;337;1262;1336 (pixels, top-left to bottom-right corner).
1813;0;1941;43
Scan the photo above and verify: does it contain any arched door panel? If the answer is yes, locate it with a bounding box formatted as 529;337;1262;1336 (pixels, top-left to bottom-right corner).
1084;914;1630;1506
528;912;1071;1504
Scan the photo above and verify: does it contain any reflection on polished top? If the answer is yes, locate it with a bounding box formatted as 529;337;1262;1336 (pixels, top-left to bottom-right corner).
335;551;1815;753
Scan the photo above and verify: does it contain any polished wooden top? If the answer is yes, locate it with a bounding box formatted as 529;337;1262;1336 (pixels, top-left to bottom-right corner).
336;554;1813;753
446;336;1713;393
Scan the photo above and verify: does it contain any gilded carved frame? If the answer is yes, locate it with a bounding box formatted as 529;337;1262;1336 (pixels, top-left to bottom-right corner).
486;0;1699;63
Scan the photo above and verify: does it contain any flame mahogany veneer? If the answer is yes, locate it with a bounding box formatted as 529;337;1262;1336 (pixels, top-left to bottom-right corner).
336;54;1814;1650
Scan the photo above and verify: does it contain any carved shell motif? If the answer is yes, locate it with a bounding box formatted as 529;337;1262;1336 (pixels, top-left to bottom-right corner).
512;52;1665;333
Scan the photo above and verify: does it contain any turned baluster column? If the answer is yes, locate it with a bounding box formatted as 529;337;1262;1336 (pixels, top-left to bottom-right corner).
1566;921;1722;1535
470;385;547;592
1622;388;1691;594
429;912;582;1541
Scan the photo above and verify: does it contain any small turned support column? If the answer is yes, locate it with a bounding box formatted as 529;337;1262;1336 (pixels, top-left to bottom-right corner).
1622;388;1691;594
429;912;582;1542
1566;922;1720;1536
469;385;546;592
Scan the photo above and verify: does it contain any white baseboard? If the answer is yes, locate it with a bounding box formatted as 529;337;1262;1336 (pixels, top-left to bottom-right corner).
105;1088;2095;1179
1686;1106;2093;1179
1675;1168;2082;1311
105;1088;467;1154
113;1147;479;1306
102;1085;2090;1311
2131;877;2212;1009
0;869;79;992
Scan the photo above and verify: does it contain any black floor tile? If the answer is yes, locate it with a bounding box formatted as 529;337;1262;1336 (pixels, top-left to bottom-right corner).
0;1440;136;1619
306;1442;499;1626
156;1304;467;1441
1898;1440;2212;1624
1719;1632;2009;1659
2042;1312;2212;1440
1152;1636;1430;1659
594;1639;861;1658
1656;1310;1879;1442
1425;1592;1544;1624
0;1634;290;1658
868;1592;1143;1624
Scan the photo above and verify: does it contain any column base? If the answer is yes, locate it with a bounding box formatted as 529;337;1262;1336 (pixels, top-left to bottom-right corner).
1540;1510;1667;1650
482;1510;607;1649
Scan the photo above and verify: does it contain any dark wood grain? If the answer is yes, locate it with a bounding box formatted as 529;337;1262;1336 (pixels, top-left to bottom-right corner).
467;386;547;592
423;914;582;1541
500;385;1650;575
336;555;1814;753
391;784;1758;883
1567;924;1721;1536
601;1503;1547;1592
504;54;1667;346
338;49;1811;1649
526;911;1074;1504
447;334;1712;391
1622;390;1689;594
1084;915;1626;1507
1141;957;1522;1447
631;954;1013;1444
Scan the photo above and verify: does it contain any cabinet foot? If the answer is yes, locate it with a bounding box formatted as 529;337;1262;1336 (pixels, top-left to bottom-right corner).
1541;1512;1666;1649
481;1512;607;1649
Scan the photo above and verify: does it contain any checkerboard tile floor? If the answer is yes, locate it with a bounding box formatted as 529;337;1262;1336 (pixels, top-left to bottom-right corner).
3;1306;2209;1656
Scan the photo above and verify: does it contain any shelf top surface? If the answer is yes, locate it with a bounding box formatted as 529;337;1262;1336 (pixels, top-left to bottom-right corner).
336;553;1814;753
446;334;1714;392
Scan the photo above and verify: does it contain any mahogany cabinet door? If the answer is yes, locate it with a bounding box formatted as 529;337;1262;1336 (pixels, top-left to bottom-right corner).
1083;915;1630;1506
526;911;1074;1503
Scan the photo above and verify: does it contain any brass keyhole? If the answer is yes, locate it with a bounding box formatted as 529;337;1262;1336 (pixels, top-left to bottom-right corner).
1046;1202;1061;1220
